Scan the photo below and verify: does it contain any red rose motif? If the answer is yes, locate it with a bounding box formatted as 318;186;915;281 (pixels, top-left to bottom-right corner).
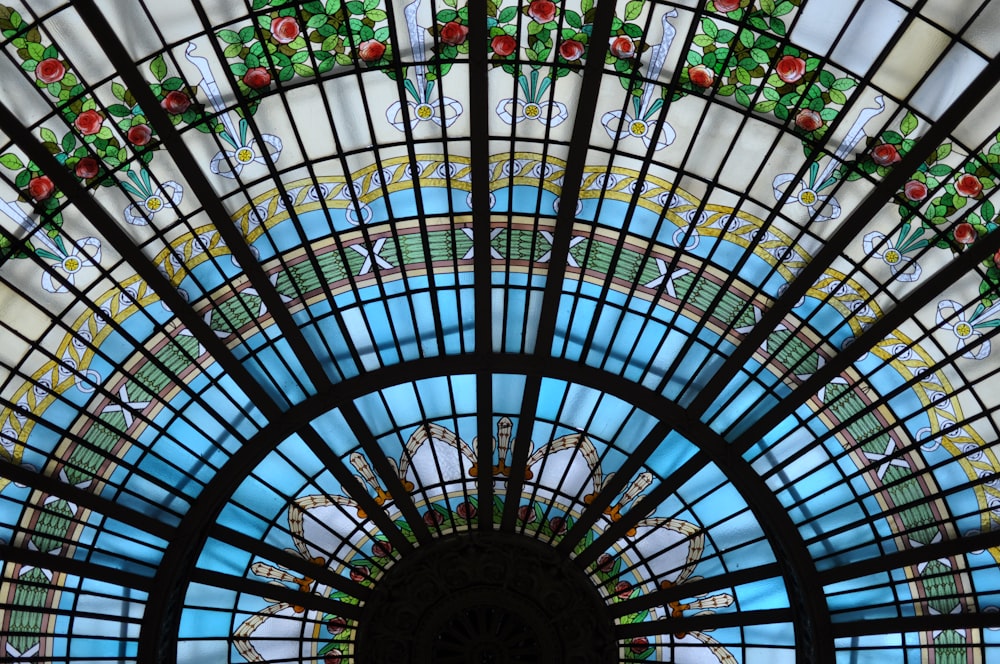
372;540;392;557
35;58;65;84
993;248;1000;269
596;553;615;572
74;110;103;136
350;566;368;581
423;509;444;526
324;649;343;664
326;617;347;635
956;173;983;198
243;67;272;89
357;39;386;62
559;39;584;61
775;55;805;83
615;581;632;598
953;222;977;245
517;504;536;523
872;143;900;166
630;637;649;654
548;516;567;533
28;175;54;201
127;124;152;146
527;0;556;23
795;108;823;132
161;91;191;114
456;501;477;519
688;64;714;88
903;180;928;201
270;16;300;44
75;157;99;179
714;0;741;11
439;21;468;46
609;36;635;59
491;35;517;57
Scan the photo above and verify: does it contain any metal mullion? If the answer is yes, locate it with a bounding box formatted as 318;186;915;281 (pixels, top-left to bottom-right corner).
500;0;620;531
821;528;1000;586
73;0;330;396
183;3;358;382
753;314;1000;479
610;560;783;619
316;2;427;363
0;456;173;539
762;383;999;530
726;192;1000;448
569;6;697;364
645;5;864;400
469;0;495;531
690;47;1000;421
179;0;347;381
0;315;232;474
731;166;999;402
805;464;998;555
530;398;633;542
11;505;160;573
298;425;413;554
189;567;361;620
211;523;370;599
368;0;447;359
670;0;941;396
556;420;677;555
516;387;574;538
0;103;283;419
616;607;793;639
0;543;152;592
0;231;255;435
831;611;1000;638
574;450;709;568
0;30;291;392
368;388;441;543
662;0;912;389
0;371;206;504
352;412;430;544
399;389;455;536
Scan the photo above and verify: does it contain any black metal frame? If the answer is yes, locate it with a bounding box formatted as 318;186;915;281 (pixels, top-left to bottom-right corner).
0;1;998;662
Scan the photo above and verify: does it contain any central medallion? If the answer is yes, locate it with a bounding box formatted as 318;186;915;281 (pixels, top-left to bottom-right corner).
355;532;617;664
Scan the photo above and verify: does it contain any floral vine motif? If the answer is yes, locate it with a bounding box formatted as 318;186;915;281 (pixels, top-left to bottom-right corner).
600;10;677;150
681;0;857;141
185;43;283;178
386;0;464;131
0;4;214;287
222;0;393;107
772;96;885;222
234;418;736;663
484;0;650;128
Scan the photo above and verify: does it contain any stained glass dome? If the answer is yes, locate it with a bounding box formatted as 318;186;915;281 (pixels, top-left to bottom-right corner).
0;0;999;662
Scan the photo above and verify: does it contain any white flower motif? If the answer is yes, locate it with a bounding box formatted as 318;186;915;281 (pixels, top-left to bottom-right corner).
601;109;675;150
496;97;568;126
121;173;183;226
210;133;283;179
772;171;841;222
40;237;101;294
386;97;463;131
936;299;1000;360
863;231;921;281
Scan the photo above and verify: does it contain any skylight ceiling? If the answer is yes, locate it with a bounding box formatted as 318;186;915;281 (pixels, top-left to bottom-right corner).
1;0;999;662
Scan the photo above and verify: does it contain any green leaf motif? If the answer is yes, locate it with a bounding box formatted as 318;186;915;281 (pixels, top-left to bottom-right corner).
900;111;918;137
0;153;24;170
150;54;167;81
624;0;643;20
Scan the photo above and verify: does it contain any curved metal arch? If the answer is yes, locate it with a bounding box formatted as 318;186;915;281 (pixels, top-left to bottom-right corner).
136;352;833;664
